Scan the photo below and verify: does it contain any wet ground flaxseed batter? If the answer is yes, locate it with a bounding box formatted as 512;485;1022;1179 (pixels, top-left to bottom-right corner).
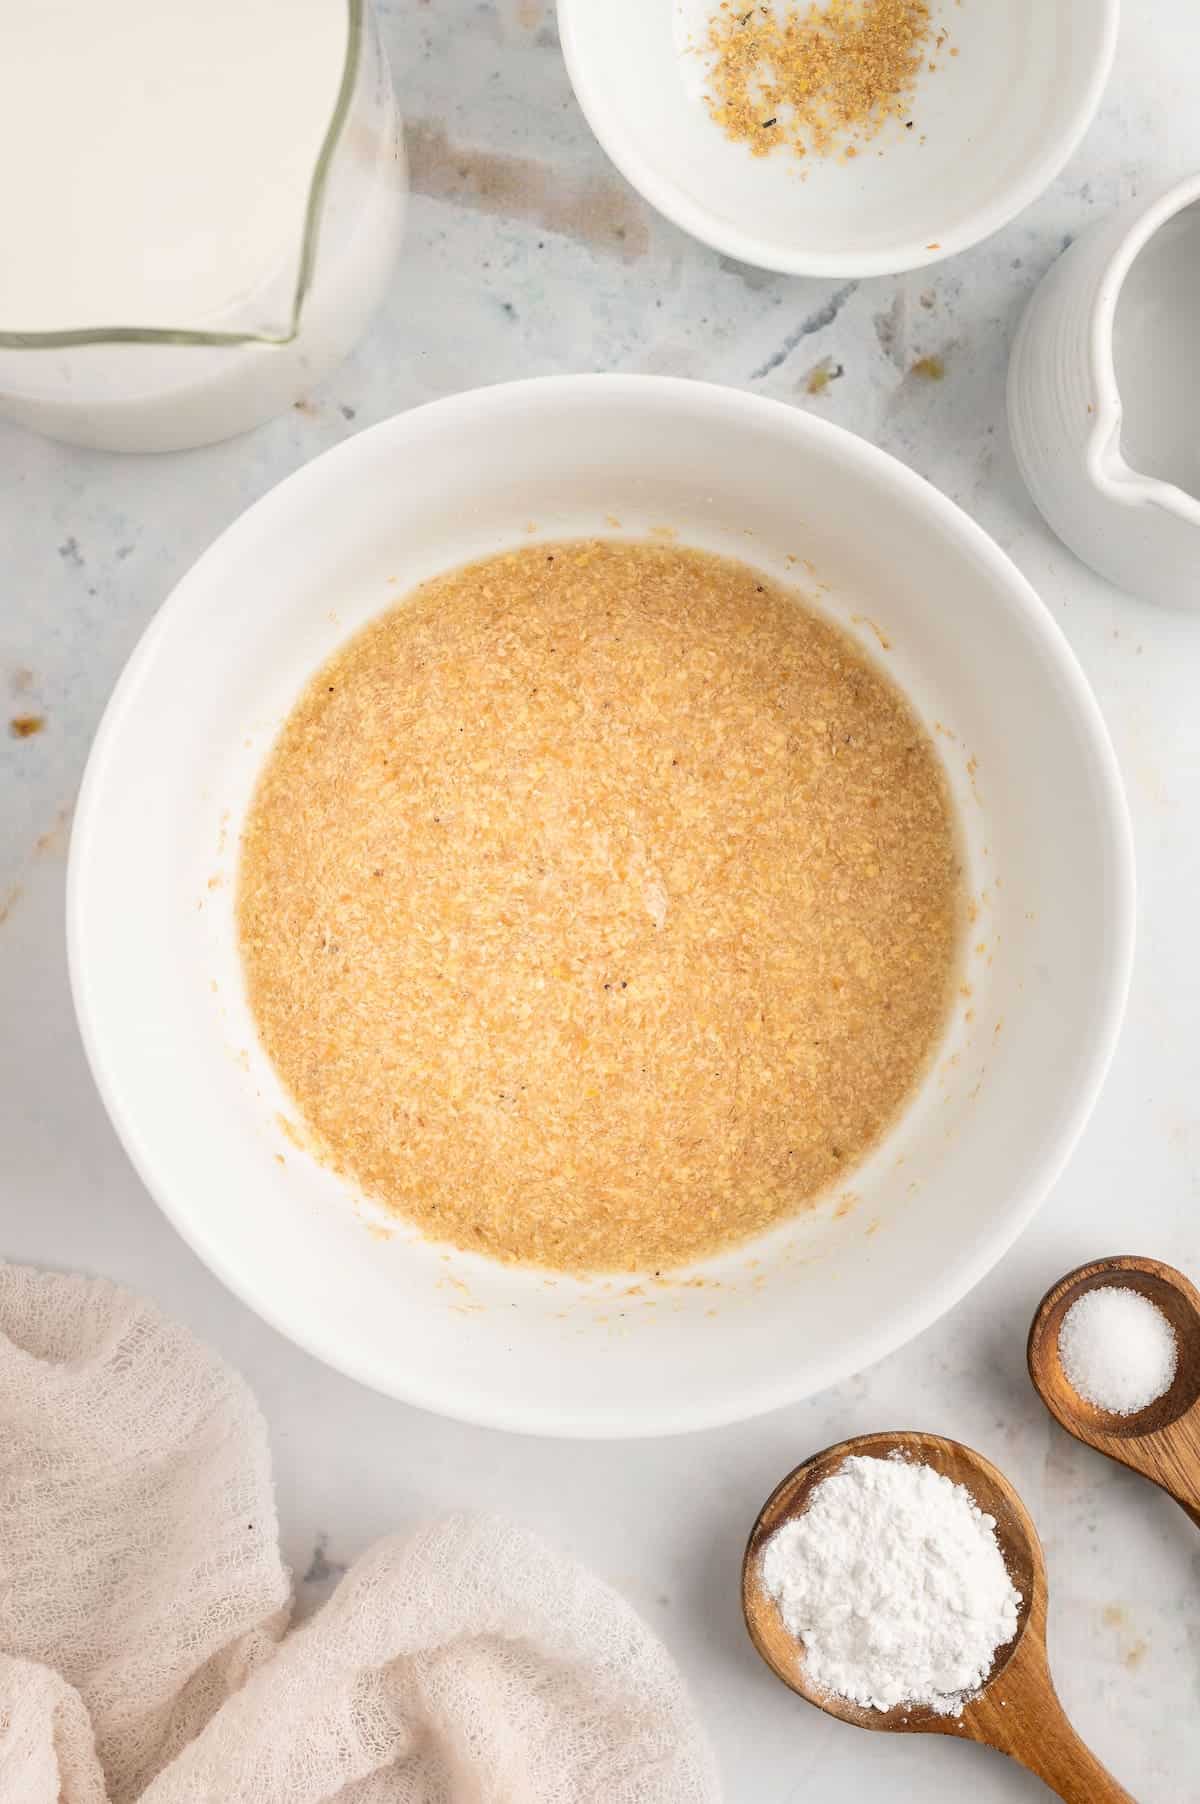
238;541;962;1272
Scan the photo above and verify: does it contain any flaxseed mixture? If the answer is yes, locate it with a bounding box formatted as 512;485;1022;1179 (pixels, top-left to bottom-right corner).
704;0;935;162
238;541;961;1272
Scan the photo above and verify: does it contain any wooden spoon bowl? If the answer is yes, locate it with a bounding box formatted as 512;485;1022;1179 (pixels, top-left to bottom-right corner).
743;1430;1134;1801
1028;1254;1200;1525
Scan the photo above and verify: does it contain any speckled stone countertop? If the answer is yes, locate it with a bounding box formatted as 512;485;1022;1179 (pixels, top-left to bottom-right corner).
3;4;1200;1799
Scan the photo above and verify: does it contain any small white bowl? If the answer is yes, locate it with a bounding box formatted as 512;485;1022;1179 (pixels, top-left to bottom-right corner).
68;376;1133;1437
557;0;1119;276
1008;171;1200;611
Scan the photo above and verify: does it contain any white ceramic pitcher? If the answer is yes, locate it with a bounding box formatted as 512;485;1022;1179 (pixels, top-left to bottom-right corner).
1008;172;1200;611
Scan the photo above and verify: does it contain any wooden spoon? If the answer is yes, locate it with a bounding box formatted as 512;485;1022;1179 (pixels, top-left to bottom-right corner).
743;1431;1134;1803
1028;1254;1200;1529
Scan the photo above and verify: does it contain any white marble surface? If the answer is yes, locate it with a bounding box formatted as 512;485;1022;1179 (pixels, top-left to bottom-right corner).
3;3;1200;1798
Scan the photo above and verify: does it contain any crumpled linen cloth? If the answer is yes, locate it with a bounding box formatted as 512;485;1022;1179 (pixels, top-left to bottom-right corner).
0;1263;719;1804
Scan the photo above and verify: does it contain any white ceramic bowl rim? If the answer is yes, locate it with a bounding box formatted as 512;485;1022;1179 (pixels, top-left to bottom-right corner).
1085;169;1200;525
68;376;1136;1436
556;2;1121;277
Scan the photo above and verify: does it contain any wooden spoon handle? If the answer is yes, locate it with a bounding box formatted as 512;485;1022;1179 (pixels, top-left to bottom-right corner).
963;1637;1135;1803
992;1707;1137;1803
1147;1407;1200;1526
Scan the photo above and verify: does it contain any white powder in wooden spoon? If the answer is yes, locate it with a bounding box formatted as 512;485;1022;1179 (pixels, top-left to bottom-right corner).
762;1453;1021;1716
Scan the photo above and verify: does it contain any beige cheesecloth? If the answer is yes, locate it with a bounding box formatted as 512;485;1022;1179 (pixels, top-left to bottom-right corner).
0;1263;720;1804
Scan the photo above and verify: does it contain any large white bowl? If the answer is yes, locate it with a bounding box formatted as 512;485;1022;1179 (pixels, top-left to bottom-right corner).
69;377;1133;1437
558;0;1119;276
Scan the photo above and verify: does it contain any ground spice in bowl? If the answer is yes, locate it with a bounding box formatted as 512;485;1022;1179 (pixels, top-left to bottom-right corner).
704;0;936;162
237;540;963;1274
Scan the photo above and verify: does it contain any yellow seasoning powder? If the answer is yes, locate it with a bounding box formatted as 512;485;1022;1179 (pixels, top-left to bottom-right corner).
705;0;935;162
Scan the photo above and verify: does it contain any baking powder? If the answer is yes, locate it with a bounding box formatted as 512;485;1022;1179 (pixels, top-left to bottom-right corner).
761;1453;1021;1715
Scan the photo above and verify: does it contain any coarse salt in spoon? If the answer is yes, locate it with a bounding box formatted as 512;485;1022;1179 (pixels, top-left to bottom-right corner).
1028;1254;1200;1529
